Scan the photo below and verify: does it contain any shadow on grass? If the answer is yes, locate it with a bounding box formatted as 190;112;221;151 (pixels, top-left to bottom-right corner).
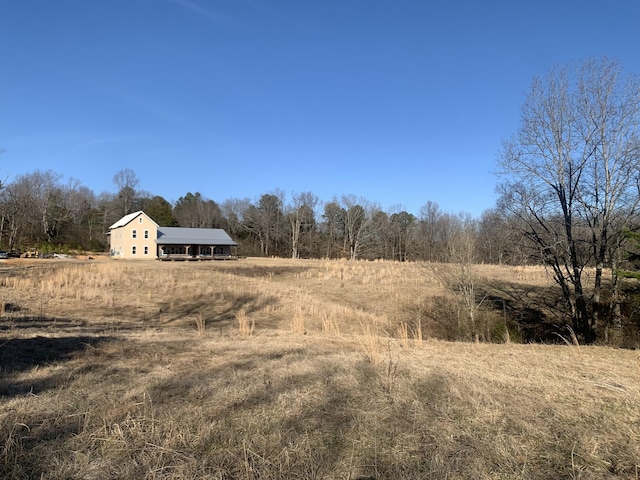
1;342;366;479
0;315;87;332
0;332;114;400
157;291;280;331
0;334;113;375
218;264;312;279
482;279;569;342
142;348;364;478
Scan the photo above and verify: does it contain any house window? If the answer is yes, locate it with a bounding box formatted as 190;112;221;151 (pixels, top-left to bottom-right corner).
132;246;137;255
139;217;143;223
132;229;137;239
144;246;149;255
144;230;149;239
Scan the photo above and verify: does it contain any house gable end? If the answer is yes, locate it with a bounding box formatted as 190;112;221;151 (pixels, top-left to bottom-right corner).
109;211;159;230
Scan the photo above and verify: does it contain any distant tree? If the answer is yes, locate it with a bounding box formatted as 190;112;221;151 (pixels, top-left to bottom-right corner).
617;230;640;280
144;195;177;226
30;170;65;242
220;197;251;236
113;168;139;216
244;192;285;257
320;201;345;258
389;211;416;261
287;192;318;259
369;209;390;259
476;208;527;265
339;195;376;260
65;184;101;249
417;201;444;262
95;191;119;238
174;192;223;228
0;181;31;249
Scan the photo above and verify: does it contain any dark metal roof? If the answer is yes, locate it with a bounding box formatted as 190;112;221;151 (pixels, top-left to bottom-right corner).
156;227;237;246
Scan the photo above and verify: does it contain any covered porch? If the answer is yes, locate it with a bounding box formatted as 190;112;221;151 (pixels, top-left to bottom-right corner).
157;244;237;261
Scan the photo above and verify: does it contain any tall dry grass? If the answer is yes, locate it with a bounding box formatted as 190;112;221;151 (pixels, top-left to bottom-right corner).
1;331;639;479
1;257;638;478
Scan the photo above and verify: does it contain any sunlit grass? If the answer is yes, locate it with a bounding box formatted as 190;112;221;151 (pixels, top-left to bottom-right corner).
0;257;636;478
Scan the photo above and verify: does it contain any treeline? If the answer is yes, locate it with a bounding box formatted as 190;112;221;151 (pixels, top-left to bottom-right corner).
1;167;637;267
0;167;523;263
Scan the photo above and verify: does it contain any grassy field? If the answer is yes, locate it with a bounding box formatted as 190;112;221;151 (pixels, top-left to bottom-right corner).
1;257;639;479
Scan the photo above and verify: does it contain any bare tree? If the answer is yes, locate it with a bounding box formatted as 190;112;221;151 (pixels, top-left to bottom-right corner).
339;195;376;261
221;197;251;239
575;59;640;339
497;58;640;343
0;183;30;249
477;208;529;265
320;201;344;258
174;192;223;228
66;183;99;247
368;207;416;261
113;168;139;216
96;191;119;238
389;210;416;261
368;209;390;259
244;191;286;257
418;201;444;262
287;191;318;259
426;213;485;342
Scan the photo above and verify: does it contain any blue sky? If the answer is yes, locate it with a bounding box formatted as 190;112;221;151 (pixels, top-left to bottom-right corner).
2;1;639;217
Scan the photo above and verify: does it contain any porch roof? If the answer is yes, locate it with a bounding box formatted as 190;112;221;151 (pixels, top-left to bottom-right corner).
156;227;237;246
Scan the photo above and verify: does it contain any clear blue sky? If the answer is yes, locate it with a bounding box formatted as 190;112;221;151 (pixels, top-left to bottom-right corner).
2;1;639;217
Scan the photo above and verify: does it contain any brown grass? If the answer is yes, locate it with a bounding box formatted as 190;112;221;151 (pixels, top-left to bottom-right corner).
0;257;638;479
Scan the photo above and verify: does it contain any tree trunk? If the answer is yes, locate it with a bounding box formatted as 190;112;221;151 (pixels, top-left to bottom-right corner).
608;252;623;345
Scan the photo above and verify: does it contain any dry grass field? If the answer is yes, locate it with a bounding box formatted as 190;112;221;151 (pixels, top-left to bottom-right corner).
1;257;639;479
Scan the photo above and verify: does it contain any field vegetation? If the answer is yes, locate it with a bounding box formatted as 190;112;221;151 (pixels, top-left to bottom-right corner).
1;257;639;479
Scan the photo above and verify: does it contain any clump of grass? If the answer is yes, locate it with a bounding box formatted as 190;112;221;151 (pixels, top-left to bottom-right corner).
553;325;581;355
398;321;410;350
360;319;381;365
236;308;254;335
291;307;305;335
195;313;206;335
397;319;424;350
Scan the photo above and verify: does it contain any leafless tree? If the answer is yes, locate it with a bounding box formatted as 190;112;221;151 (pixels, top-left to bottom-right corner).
0;184;29;249
221;197;251;239
574;59;640;339
287;191;318;259
426;213;485;342
321;201;344;258
389;210;416;261
174;192;223;228
339;195;376;260
497;57;640;343
244;191;286;257
418;201;444;262
113;168;139;216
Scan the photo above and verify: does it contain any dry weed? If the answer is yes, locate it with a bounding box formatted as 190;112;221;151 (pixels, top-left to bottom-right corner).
195;312;205;335
236;308;254;336
291;306;305;335
360;319;381;365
